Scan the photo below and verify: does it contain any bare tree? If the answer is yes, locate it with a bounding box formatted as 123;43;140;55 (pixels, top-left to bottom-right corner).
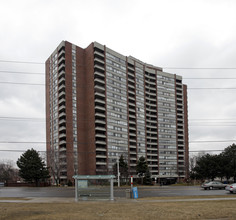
0;160;19;184
47;149;61;185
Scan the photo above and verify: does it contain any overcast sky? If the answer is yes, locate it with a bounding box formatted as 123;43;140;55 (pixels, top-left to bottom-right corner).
1;0;236;164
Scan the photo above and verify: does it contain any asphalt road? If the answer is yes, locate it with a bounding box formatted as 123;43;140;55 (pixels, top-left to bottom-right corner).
134;185;231;198
0;185;233;199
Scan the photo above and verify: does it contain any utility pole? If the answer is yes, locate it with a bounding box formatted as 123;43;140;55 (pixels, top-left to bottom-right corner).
117;157;120;187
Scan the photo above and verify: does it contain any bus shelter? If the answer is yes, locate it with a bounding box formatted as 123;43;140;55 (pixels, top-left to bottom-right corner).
73;175;115;201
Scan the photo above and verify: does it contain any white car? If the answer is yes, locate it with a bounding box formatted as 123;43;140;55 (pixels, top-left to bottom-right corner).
225;183;236;194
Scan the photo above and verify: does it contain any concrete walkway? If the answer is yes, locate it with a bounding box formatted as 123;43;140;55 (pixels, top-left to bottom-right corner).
1;196;236;203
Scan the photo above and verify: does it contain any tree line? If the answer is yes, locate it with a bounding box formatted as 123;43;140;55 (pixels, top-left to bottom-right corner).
190;143;236;182
0;149;152;186
0;149;50;186
3;143;235;186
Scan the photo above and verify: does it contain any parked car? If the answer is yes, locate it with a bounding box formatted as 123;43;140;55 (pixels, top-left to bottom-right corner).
201;181;227;190
225;183;236;194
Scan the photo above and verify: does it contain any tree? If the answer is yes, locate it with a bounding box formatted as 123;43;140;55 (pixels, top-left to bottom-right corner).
0;160;18;184
47;149;61;186
143;168;152;185
113;155;129;185
191;143;236;182
192;154;220;181
221;143;236;182
17;148;50;186
136;156;150;185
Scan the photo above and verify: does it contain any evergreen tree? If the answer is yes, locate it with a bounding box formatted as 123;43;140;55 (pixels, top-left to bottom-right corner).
136;156;150;185
17;148;50;186
113;154;129;185
191;143;236;182
143;168;152;185
221;143;236;182
192;154;219;181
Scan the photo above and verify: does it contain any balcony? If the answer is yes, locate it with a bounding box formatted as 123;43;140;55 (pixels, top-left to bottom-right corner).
95;126;106;132
58;63;65;72
128;95;135;101
59;140;66;145
146;129;157;134
95;98;105;105
145;78;156;85
58;70;65;79
128;83;135;89
59;133;66;139
145;73;156;80
95;133;106;138
59;147;66;152
95;112;105;118
147;152;157;156
59;119;66;125
129;139;137;143
95;140;106;145
59;126;66;132
94;50;104;58
129;120;136;125
59;112;66;119
96;154;107;159
94;71;105;78
94;57;104;65
58;77;65;86
58;49;65;58
94;78;105;85
146;124;157;129
96;161;107;166
58;98;66;105
58;56;65;65
129;102;135;107
94;64;104;72
129;114;135;119
58;91;65;98
96;147;106;152
129;108;135;113
128;77;134;84
58;105;65;112
58;84;65;92
95;92;105;99
94;84;105;92
146;103;157;108
95;105;105;111
128;65;134;71
129;126;136;131
146;95;156;102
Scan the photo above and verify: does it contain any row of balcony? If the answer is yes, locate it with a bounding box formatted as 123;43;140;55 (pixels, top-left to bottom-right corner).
57;48;67;157
50;48;66;165
94;47;107;168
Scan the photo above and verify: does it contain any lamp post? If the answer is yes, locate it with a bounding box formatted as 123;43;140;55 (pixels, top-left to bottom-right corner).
117;157;120;187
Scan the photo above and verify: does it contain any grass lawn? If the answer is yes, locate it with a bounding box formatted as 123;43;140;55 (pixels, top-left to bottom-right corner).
1;196;236;219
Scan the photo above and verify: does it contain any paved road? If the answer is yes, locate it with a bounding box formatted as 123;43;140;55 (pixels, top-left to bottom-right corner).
134;185;231;198
0;185;233;199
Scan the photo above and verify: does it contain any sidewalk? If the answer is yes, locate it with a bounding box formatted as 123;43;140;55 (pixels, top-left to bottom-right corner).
1;196;236;203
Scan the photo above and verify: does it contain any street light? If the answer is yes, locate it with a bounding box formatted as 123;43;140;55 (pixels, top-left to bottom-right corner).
117;156;120;187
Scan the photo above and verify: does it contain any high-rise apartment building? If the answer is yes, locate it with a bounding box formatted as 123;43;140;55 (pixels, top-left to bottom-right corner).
46;41;189;185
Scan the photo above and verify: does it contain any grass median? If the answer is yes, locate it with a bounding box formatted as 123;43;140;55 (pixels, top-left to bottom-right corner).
1;195;236;219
